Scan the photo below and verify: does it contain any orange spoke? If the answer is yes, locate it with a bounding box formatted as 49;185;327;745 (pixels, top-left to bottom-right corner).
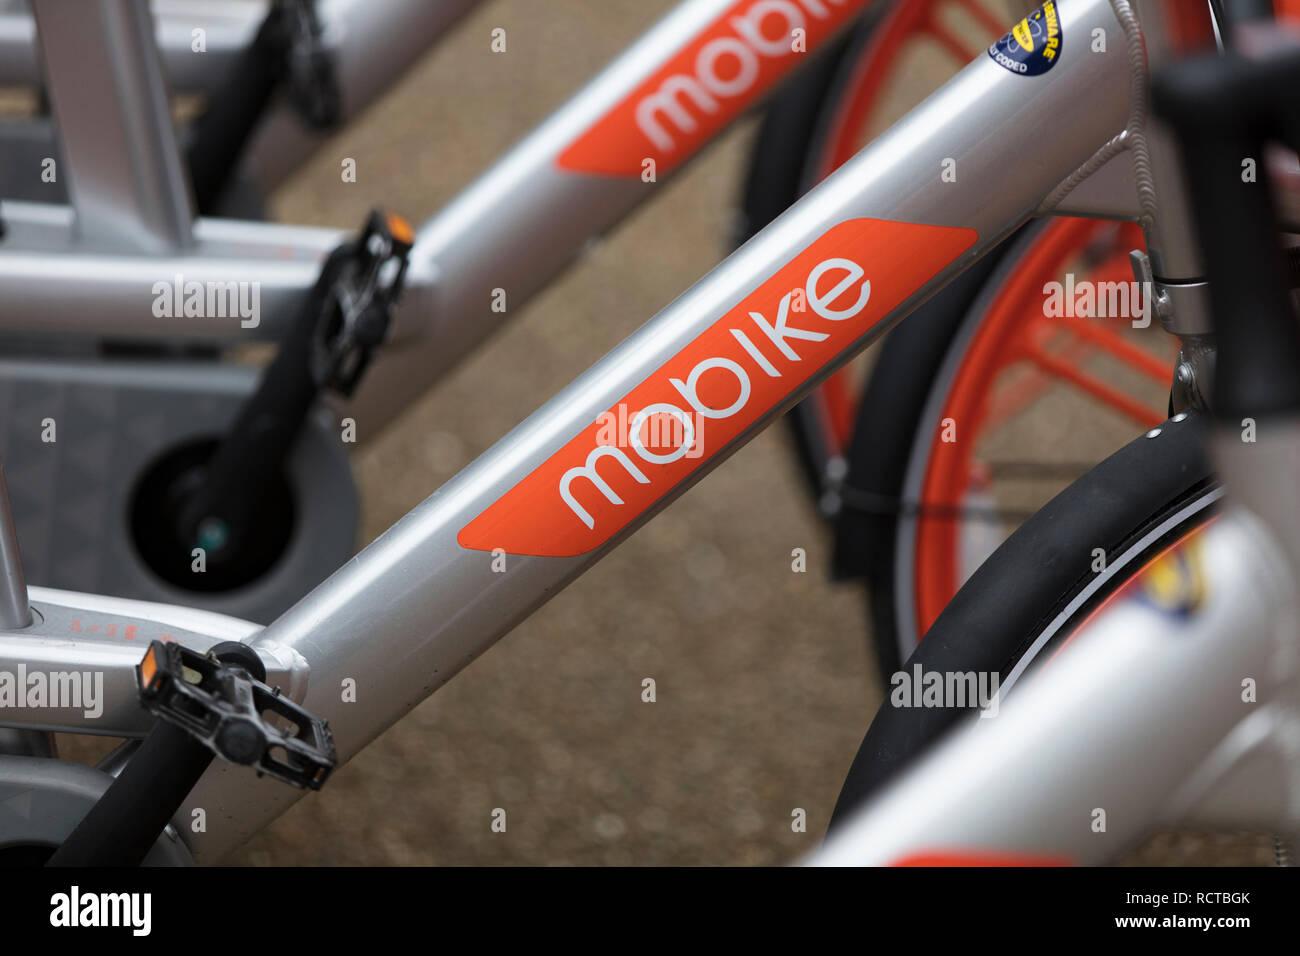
985;334;1099;428
985;369;1056;430
1056;314;1171;382
1024;346;1165;427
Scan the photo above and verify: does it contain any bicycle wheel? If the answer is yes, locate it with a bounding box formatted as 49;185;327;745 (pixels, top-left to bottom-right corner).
743;0;1175;676
830;411;1218;821
847;218;1171;675
742;0;1018;507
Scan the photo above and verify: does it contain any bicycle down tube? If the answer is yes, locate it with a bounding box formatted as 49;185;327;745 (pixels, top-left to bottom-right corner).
181;0;1139;859
349;0;881;429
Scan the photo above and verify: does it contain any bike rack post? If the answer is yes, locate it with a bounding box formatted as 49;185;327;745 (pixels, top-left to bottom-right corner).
0;456;31;630
29;0;195;253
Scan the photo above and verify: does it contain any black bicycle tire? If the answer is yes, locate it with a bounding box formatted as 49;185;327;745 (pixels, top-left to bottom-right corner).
829;411;1217;825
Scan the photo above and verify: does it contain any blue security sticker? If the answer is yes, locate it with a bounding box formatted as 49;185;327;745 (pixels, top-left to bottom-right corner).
988;1;1062;76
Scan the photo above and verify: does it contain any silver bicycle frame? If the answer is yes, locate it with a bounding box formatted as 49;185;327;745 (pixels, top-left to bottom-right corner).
1;0;1244;863
173;0;1140;859
0;0;881;436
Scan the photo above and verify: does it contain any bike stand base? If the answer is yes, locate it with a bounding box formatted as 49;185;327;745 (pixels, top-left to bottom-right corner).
0;355;358;624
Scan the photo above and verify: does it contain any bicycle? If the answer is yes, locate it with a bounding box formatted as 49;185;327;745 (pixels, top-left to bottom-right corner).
0;0;1285;866
814;7;1300;865
2;0;913;630
814;28;1300;853
0;0;1192;679
742;1;1165;680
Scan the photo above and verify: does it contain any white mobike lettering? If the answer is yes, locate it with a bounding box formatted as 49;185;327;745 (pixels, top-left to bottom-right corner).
695;37;760;97
730;0;807;56
669;357;752;418
633;0;845;152
629;403;698;464
559;251;871;531
806;257;871;320
748;289;828;361
560;445;650;529
635;76;719;152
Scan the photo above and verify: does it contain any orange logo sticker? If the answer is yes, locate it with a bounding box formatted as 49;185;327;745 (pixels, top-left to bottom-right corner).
458;218;978;557
558;0;871;177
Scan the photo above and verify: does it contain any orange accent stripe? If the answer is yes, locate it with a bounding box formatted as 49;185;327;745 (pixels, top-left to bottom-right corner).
459;218;977;557
891;850;1070;867
559;0;874;177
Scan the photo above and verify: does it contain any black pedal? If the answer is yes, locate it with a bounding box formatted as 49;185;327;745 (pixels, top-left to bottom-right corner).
136;640;337;790
147;208;413;589
312;209;415;396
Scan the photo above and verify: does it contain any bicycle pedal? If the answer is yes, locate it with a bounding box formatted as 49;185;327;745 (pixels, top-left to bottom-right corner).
136;640;336;790
312;208;415;396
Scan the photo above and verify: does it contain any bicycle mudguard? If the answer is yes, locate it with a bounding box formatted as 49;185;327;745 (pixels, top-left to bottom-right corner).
831;410;1214;825
0;357;356;624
